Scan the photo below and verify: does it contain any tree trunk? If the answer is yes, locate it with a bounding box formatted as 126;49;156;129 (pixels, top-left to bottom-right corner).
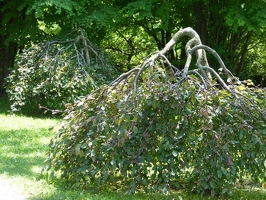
0;41;18;95
235;31;253;76
0;2;21;95
193;1;209;45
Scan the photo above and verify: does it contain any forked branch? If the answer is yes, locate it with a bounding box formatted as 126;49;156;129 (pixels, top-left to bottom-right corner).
109;27;235;92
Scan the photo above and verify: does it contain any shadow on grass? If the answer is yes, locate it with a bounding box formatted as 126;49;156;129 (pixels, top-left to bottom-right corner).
0;128;50;178
28;184;180;200
0;96;10;114
0;96;59;118
29;183;266;200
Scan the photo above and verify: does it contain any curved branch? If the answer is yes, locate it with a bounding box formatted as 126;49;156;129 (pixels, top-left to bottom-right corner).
109;67;140;91
160;27;201;55
199;65;233;93
133;53;159;90
160;27;210;76
132;27;211;89
189;45;234;79
187;69;209;89
182;39;195;77
80;30;90;65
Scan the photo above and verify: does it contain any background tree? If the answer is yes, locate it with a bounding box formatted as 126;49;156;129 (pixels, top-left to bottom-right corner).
192;0;266;83
0;0;36;94
112;0;266;83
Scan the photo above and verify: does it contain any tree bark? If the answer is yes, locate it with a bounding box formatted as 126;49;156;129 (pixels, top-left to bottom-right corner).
193;1;209;45
235;31;253;76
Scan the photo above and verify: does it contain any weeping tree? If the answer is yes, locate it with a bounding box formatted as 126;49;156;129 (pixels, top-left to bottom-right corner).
45;28;266;197
6;29;118;113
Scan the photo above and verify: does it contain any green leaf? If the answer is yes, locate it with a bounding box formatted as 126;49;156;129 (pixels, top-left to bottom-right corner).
217;170;222;179
133;126;138;134
221;167;228;176
172;150;178;157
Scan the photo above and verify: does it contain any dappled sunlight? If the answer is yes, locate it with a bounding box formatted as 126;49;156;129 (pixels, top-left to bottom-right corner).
0;113;59;199
31;165;43;175
0;114;58;131
0;129;51;178
0;175;32;200
0;174;55;200
38;136;52;145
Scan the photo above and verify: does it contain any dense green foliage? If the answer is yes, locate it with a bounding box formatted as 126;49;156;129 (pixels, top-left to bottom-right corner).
45;54;266;196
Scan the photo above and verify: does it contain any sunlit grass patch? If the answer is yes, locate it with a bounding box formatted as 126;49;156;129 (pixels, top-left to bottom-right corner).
0;114;57;131
0;99;59;198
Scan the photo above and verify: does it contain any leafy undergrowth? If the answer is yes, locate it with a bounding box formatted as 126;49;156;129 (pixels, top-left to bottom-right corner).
0;97;266;199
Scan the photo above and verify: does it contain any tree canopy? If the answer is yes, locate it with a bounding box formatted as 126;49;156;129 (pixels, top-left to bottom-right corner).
1;0;266;95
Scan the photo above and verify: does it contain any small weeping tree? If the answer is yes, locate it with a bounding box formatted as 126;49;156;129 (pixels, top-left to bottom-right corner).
45;28;266;197
6;29;118;113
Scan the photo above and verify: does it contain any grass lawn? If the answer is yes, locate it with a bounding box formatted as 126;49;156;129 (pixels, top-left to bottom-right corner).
0;96;266;199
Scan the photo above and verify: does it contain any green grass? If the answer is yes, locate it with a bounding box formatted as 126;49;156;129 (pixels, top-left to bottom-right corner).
0;97;266;199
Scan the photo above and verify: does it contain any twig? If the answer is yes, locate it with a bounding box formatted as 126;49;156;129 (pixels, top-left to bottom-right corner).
38;104;63;114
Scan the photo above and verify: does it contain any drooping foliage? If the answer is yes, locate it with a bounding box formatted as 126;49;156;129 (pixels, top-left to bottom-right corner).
6;30;118;112
44;28;266;197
